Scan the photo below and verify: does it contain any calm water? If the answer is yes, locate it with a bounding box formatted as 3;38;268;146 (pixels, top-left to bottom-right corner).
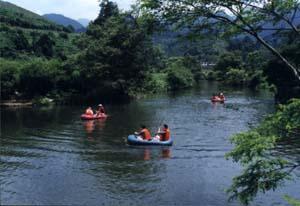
1;82;300;205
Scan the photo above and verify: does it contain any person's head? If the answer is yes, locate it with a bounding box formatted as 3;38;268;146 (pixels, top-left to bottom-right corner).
140;125;146;129
163;124;168;129
98;104;103;107
220;92;223;96
88;106;91;109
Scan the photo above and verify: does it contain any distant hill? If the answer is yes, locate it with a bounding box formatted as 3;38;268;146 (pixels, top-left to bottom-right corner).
43;14;86;32
0;0;65;31
78;18;90;27
0;0;78;59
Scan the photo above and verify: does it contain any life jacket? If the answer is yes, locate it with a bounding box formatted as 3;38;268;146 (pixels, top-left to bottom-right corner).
161;128;170;141
86;109;93;116
141;128;151;140
219;95;225;101
212;96;219;101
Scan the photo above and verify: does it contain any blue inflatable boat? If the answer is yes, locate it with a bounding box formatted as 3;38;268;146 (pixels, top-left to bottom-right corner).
127;135;173;146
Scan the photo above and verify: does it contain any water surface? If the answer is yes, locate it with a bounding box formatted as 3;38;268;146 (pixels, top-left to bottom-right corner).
1;82;300;205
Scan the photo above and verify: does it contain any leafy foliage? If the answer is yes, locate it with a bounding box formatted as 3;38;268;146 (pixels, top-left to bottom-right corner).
226;99;300;205
141;0;300;83
166;57;195;90
0;59;21;99
264;40;300;102
69;1;167;98
284;195;300;206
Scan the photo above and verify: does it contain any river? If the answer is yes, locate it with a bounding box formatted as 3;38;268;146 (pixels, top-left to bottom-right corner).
1;82;300;205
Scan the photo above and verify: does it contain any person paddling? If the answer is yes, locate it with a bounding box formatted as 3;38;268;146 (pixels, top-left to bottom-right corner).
135;125;152;141
211;93;220;101
156;124;170;141
96;104;106;116
85;107;94;116
218;92;225;101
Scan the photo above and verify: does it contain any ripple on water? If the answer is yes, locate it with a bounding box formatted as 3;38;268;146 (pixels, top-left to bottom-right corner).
1;86;299;206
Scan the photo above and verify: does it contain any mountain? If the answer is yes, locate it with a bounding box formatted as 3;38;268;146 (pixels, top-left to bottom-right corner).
0;0;78;59
0;0;65;31
43;14;86;32
78;18;91;27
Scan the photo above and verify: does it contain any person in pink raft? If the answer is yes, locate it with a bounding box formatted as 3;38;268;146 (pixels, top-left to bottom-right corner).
96;104;106;117
218;92;226;101
85;107;94;116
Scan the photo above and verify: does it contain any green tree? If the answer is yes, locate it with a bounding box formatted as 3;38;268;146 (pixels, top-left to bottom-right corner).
13;29;30;50
33;34;55;58
166;57;195;90
226;99;300;205
215;52;243;73
141;0;300;81
74;1;164;97
0;59;21;99
265;41;300;101
94;0;119;25
19;59;63;97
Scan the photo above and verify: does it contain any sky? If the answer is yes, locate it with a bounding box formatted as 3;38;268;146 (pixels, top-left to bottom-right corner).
5;0;136;20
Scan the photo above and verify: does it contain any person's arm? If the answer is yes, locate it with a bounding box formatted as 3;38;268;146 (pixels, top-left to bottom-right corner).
135;130;143;136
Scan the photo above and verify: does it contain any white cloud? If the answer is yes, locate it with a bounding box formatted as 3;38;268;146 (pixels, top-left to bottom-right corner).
5;0;136;20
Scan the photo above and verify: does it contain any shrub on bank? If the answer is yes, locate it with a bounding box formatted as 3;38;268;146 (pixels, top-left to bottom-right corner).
224;67;247;86
144;72;168;93
166;60;194;90
19;59;63;97
0;59;21;99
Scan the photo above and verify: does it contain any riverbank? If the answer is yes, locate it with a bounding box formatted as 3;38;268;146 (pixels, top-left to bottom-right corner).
0;100;33;107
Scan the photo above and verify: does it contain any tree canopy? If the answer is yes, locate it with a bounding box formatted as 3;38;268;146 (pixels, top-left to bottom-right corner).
141;0;300;81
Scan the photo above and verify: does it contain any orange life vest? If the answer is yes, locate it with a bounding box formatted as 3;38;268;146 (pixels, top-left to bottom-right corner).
86;109;93;116
161;128;170;141
141;128;151;140
219;95;225;100
164;128;170;140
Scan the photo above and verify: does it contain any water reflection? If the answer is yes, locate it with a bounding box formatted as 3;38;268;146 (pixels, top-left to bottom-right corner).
1;82;299;206
83;120;95;135
141;148;171;160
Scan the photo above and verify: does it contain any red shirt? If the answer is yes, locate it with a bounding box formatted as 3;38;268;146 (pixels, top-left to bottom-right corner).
161;128;170;141
141;128;151;140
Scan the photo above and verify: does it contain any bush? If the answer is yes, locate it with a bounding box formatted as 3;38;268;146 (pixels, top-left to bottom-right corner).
166;58;194;90
144;72;168;93
214;52;243;73
19;59;63;97
0;59;21;99
33;34;55;57
204;70;218;80
33;97;54;106
224;67;247;86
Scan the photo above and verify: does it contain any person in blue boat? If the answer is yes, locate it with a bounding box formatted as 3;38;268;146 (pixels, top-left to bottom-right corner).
135;125;152;141
156;124;170;141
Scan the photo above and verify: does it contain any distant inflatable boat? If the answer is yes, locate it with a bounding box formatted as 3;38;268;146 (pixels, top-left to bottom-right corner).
127;135;173;146
211;97;225;103
81;113;107;120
